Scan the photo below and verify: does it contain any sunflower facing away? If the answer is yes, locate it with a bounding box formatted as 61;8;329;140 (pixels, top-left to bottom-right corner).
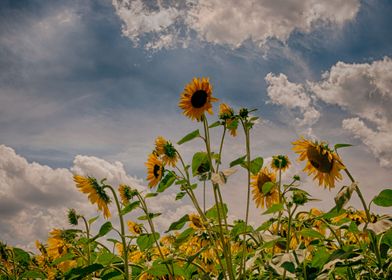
155;136;178;167
118;184;133;205
219;103;238;136
179;77;218;121
292;138;345;189
74;175;111;219
128;220;142;235
251;167;279;209
271;155;291;172
145;153;164;188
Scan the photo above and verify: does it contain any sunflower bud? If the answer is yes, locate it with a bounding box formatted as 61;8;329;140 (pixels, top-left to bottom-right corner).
292;191;308;205
239;108;249;118
67;208;78;226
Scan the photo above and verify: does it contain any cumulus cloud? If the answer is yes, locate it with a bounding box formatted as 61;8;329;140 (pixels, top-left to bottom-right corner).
0;145;192;250
265;73;320;126
112;0;360;49
266;57;392;167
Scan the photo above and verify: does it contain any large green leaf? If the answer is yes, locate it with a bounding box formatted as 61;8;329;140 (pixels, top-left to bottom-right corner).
157;171;176;193
121;201;140;215
137;233;160;251
98;221;112;237
177;129;200;145
206;203;228;220
166;214;189;232
229;155;246;168
262;181;275;195
249;157;263;175
192;152;210;176
373;189;392;207
263;203;283;215
299;228;325;239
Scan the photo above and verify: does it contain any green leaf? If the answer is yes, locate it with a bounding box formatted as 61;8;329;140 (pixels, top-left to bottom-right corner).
96;251;121;265
138;213;161;220
231;221;253;237
65;264;104;280
137;233;160;251
148;263;171;277
373;189;392;207
256;220;274;231
263;203;283;215
157;171;176;193
311;247;330;268
206;203;228;220
21;271;46;278
229;155;246;168
13;248;30;265
209;121;221;128
299;228;325;239
381;229;392;247
192;152;210;176
121;201;140;215
175;228;195;245
177;129;200;145
88;216;99;225
101;270;122;280
52;253;75;265
281;262;295;273
145;192;159;198
175;192;186;200
98;221;112;237
334;183;356;211
262;181;275;195
249;157;263;175
166;214;189;232
334;143;352;150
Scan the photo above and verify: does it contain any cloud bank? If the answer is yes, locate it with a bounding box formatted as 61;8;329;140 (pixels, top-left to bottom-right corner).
112;0;360;49
265;57;392;167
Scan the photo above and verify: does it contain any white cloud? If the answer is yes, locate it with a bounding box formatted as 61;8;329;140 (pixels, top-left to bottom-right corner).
0;145;192;250
112;0;360;49
266;57;392;167
265;73;320;126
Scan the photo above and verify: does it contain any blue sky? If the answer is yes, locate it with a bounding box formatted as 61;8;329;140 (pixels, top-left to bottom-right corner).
0;0;391;249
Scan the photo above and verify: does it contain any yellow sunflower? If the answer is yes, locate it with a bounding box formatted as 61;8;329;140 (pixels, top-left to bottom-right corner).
219;103;237;136
292;138;345;189
188;213;204;230
145;153;164;188
47;229;67;260
251;167;279;209
127;220;142;235
74;175;111;219
154;136;178;167
271;155;291;172
118;184;133;205
178;77;218;121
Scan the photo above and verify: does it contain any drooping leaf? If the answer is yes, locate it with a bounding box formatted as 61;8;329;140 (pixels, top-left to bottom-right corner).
98;221;112;237
192;152;210;176
177;129;200;145
166;214;189;232
157;171;176;193
121;201;140;215
334;143;352;150
145;192;159;198
137;233;160;251
373;189;392;207
208;121;221;128
88;216;99;225
229;155;246;168
175;192;186;200
249;157;263;175
263;203;283;215
299;228;325;239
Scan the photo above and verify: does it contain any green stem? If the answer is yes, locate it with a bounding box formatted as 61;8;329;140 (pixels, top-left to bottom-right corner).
106;186;129;280
216;126;227;172
81;216;92;280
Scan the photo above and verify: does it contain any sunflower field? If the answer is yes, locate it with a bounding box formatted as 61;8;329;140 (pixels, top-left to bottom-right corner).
1;77;391;280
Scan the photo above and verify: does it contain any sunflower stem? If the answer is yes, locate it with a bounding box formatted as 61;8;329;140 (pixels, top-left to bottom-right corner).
81;216;92;280
216;126;227;172
106;185;129;280
239;118;251;278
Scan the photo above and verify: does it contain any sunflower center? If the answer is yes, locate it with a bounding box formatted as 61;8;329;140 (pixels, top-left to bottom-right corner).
306;145;333;173
191;90;208;108
153;164;161;178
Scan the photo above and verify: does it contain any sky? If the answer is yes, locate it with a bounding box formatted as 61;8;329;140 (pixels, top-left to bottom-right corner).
0;0;391;251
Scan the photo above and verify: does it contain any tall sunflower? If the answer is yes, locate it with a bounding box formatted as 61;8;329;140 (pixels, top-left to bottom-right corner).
178;77;218;121
251;167;279;209
74;175;111;219
155;136;178;167
292;138;345;189
271;155;291;172
118;184;133;205
145;153;164;188
219;103;237;136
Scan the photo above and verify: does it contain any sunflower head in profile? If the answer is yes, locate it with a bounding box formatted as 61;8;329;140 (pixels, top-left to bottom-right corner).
154;136;178;167
188;213;204;230
73;175;111;219
118;184;134;205
251;167;279;209
145;153;164;188
219;103;238;136
292;138;345;189
67;208;78;226
271;155;291;172
128;220;142;235
179;77;218;121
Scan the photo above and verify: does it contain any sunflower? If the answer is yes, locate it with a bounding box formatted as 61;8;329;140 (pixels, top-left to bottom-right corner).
292;138;345;189
47;229;67;260
188;213;204;230
271;155;291;172
128;220;142;235
145;153;164;188
219;103;238;136
155;136;178;167
74;175;111;218
179;77;218;121
118;184;133;205
251;167;279;209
